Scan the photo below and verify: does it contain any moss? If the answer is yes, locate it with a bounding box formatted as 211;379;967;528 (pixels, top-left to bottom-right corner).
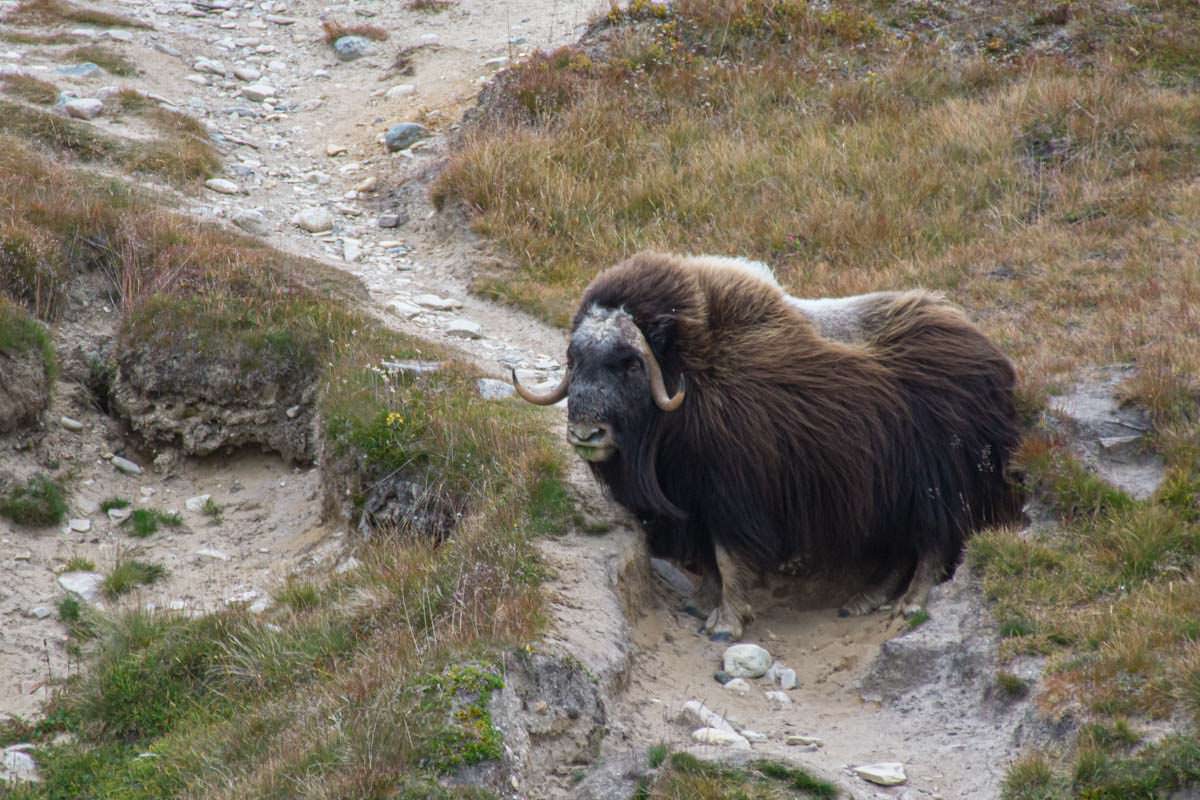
414;663;506;774
0;474;67;527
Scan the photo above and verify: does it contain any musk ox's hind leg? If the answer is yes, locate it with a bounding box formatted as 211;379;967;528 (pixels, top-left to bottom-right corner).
838;558;913;618
701;543;754;642
894;550;946;619
683;566;721;621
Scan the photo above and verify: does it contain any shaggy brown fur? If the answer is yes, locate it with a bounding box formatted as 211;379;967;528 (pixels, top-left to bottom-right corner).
571;252;1023;636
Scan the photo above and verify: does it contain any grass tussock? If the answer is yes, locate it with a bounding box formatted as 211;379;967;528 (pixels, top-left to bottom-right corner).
406;0;456;11
127;508;183;538
0;29;82;45
64;45;137;76
102;556;167;599
0;295;55;372
0;73;60;105
320;19;388;43
638;752;837;799
0;474;67;527
5;0;151;29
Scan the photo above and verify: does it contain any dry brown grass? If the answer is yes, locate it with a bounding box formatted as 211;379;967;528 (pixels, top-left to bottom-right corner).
0;74;59;105
64;44;137;76
405;0;456;11
5;0;150;29
0;29;82;45
320;19;388;44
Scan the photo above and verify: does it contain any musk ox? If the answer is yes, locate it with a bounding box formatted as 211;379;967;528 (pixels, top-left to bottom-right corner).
513;253;1023;641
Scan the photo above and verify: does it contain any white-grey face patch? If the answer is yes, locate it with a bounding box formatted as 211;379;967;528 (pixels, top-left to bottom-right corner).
571;304;635;349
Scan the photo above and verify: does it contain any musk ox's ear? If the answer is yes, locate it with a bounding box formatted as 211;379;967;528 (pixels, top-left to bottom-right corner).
644;314;678;356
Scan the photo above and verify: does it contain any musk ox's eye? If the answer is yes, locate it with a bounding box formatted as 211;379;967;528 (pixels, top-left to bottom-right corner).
623;356;642;374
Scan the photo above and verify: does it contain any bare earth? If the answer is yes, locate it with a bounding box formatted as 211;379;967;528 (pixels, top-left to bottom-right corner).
0;1;1032;796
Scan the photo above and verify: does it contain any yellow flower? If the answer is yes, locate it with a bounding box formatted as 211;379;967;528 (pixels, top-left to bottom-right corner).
386;412;404;427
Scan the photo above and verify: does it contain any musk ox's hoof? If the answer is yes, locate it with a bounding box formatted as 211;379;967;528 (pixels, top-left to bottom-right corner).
837;607;851;618
682;603;708;621
709;632;735;643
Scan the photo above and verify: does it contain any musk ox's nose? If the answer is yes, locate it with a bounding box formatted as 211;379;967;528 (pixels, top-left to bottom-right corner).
567;422;612;447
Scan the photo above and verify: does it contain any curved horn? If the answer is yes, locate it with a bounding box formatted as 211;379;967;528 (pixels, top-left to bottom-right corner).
511;367;570;406
633;331;685;412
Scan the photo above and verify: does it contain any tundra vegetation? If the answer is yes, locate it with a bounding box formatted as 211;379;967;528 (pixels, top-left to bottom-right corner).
434;0;1200;795
0;4;570;792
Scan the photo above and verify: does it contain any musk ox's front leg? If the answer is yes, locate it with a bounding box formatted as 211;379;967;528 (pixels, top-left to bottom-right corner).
701;543;754;642
894;551;946;619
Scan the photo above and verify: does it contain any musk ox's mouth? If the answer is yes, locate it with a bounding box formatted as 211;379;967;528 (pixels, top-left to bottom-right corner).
567;422;616;462
572;443;616;462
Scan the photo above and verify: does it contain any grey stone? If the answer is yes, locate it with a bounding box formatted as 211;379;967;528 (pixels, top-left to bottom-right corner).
380;359;442;375
57;571;104;604
342;239;362;262
332;35;372;61
741;729;768;742
193;56;226;75
2;747;39;784
713;670;733;685
723;678;751;695
384;122;428;152
853;763;906;786
64;98;103;119
232;208;269;235
415;294;461;311
1048;365;1164;499
377;212;406;228
28;606;52;620
764;690;791;705
233;65;262;82
444;318;482;339
785;734;823;747
723;643;772;678
68;518;91;533
241;82;276;102
477;378;514;400
388;300;422;319
112;456;143;475
386;83;415;99
679;700;737;734
108;506;131;523
204;178;241;195
57;62;100;78
291;206;333;233
60;416;84;431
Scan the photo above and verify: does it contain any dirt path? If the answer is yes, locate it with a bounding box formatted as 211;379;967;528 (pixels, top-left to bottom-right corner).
1;2;1034;796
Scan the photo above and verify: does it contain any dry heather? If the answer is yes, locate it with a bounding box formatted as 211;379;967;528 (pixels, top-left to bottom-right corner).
435;0;1200;795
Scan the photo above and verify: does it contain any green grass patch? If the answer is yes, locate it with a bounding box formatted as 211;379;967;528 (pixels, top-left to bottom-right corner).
63;556;95;572
905;608;930;629
99;497;130;512
996;670;1029;699
0;296;56;376
274;578;320;613
0;474;67;527
102;558;166;599
127;508;183;538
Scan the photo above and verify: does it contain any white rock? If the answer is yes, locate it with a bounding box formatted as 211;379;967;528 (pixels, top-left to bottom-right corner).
196;547;231;561
388;300;422;319
232;208;269;235
64;98;104;119
765;690;792;705
444;318;482;339
77;498;99;514
205;178;241;195
112;456;142;475
108;506;131;523
852;763;907;786
68;518;91;533
185;494;211;512
723;678;752;695
335;556;362;574
233;65;262;82
415;294;462;311
57;572;104;604
28;606;52;620
249;598;270;614
292;207;333;233
241;82;276;102
104;29;133;42
342;239;362;262
785;735;823;747
2;747;39;783
691;727;750;749
740;730;768;742
723;643;772;678
355;175;377;193
386;83;416;99
477;378;514;400
326;142;347;157
679;700;737;734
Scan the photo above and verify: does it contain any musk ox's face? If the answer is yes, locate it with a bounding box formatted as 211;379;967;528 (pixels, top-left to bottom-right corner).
511;305;685;463
565;307;654;462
